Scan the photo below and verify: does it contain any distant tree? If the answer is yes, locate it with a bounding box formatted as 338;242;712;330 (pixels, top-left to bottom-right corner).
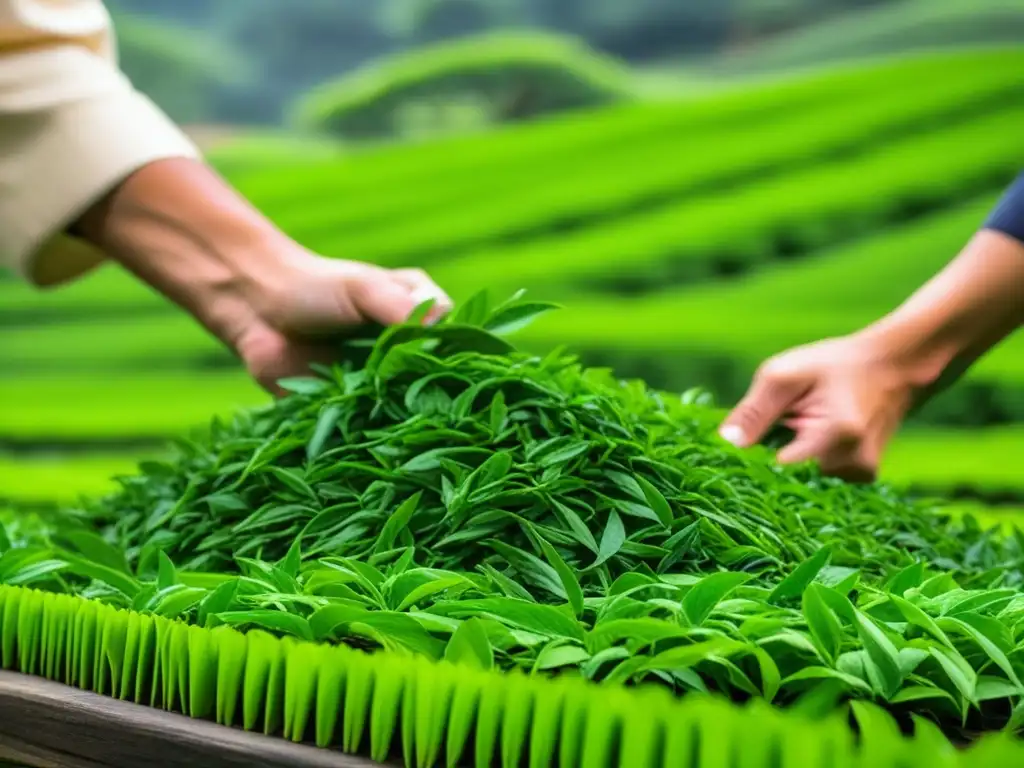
111;11;250;123
106;0;210;25
293;30;634;141
522;0;590;31
103;0;914;127
212;0;395;122
412;0;498;42
381;0;529;44
583;0;735;61
728;0;825;43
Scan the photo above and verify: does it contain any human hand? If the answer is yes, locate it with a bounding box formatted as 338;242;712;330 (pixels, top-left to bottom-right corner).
73;157;452;393
717;333;924;482
716;224;1024;482
229;254;452;392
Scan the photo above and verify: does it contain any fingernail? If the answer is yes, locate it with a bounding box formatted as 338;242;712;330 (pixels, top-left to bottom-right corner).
719;425;746;446
410;287;435;304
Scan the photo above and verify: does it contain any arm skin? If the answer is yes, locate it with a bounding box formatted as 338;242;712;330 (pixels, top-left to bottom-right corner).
70;157;452;392
863;171;1024;398
860;226;1024;402
720;172;1024;480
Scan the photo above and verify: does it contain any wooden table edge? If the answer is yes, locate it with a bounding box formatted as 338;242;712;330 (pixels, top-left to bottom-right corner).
0;670;384;768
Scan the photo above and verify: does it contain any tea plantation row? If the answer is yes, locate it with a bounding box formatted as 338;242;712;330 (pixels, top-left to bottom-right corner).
2;47;1021;318
1;47;1022;508
513;193;1024;421
697;0;1024;77
6;192;1024;411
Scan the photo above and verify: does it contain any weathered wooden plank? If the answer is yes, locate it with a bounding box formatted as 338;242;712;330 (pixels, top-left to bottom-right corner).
0;671;385;768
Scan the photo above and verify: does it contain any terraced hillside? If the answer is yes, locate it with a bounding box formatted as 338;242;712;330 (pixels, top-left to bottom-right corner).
696;0;1024;77
2;47;1023;509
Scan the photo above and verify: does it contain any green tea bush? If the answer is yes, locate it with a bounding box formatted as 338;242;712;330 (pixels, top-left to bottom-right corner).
292;76;1024;267
501;194;1024;424
292;31;633;141
425;105;1024;296
884;428;1024;500
705;0;1024;76
0;313;229;374
0;373;263;442
0;454;143;507
8;105;1019;375
244;47;1024;207
2;48;1021;325
275;51;1024;245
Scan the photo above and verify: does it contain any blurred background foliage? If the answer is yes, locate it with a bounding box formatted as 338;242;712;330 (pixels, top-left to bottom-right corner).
2;0;1024;519
106;0;1018;129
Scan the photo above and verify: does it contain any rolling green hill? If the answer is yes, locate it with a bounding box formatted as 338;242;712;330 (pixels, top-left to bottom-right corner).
695;0;1024;77
4;47;1021;318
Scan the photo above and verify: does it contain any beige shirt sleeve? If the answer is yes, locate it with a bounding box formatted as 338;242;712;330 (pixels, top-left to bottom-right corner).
0;0;200;287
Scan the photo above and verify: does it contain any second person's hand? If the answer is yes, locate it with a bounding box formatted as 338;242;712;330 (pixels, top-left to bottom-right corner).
717;225;1024;482
716;333;921;482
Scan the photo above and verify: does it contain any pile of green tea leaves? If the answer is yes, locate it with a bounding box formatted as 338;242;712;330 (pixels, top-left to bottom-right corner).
86;293;1023;586
5;292;1024;740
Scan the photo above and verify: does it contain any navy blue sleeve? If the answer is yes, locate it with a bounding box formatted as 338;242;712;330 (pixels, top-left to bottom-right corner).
984;171;1024;244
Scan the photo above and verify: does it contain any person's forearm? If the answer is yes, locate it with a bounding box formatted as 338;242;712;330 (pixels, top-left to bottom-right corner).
857;177;1024;395
71;157;293;349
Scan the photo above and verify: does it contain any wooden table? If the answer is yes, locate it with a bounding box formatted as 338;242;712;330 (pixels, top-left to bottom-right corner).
0;671;383;768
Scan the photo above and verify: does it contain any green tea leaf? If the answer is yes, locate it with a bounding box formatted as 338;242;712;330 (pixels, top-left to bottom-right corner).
444;618;494;670
61;554;142;599
198;579;240;626
407;297;438;325
938;615;1023;688
681;572;752;627
54;529;130;575
768;546;832;605
975;676;1024;702
780;666;873;694
148;585;207;619
395;575;469;612
484;301;560;336
428;598;585;642
634;476;673;529
551;500;598;555
851;608;904;699
803;584;844;665
534;642;591;671
157;551;178;591
889;594;953;648
534;532;585;618
310;605;446;658
641;638;746;673
884;561;927;596
307;404;342;461
488;391;508;436
453;290;491;326
375;492;423;554
277;377;330;395
2;558;69;587
592;510;625;569
215;610;315;642
929;646;977;706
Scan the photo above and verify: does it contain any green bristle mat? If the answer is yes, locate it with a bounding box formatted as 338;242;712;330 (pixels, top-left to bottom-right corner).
2;584;1023;768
